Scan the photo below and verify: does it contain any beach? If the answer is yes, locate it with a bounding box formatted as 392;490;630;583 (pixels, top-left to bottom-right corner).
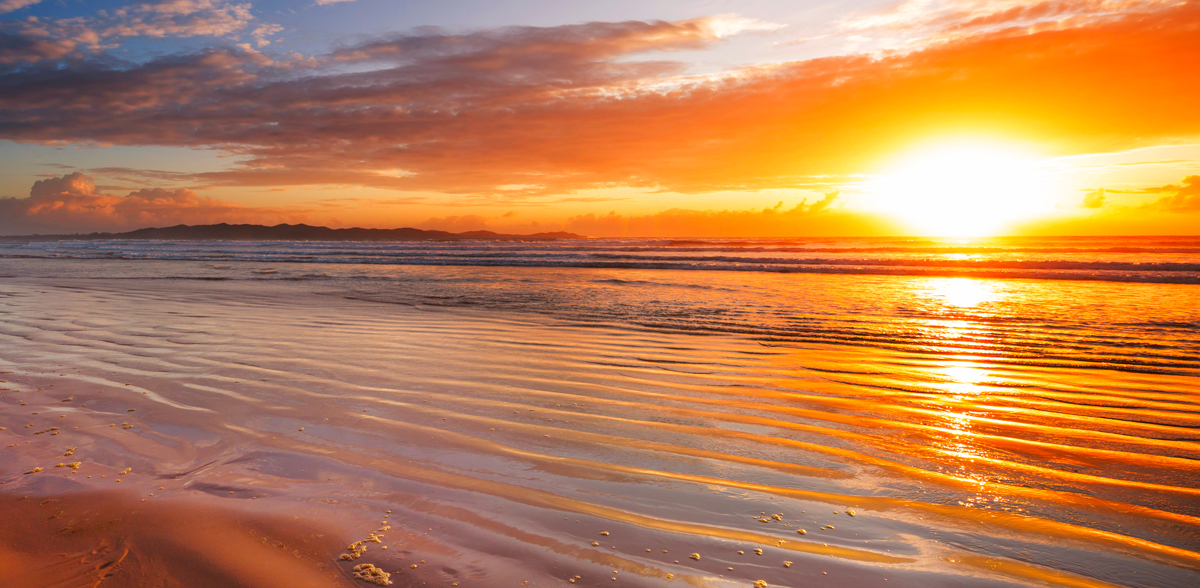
4;0;1199;583
1;244;1199;587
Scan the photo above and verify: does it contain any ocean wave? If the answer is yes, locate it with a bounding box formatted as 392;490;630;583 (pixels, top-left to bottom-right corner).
5;238;1200;284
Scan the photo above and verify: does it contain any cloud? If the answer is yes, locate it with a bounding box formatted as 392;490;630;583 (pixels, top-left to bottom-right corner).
563;191;899;237
417;214;493;232
315;0;357;5
0;0;278;68
1140;176;1200;212
0;0;40;15
1;4;1198;204
1081;176;1200;212
1015;175;1200;235
1082;189;1106;208
329;15;766;64
840;0;1175;42
104;0;258;39
0;172;304;234
0;30;78;64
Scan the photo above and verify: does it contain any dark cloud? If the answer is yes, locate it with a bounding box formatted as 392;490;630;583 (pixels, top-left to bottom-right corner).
331;16;753;64
0;30;78;65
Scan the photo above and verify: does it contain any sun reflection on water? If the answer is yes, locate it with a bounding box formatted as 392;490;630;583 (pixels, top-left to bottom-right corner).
913;278;1012;487
929;277;1002;308
938;362;988;397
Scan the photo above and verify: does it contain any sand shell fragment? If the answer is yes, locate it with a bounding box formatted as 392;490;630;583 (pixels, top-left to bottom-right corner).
599;531;610;536
340;540;368;561
797;529;806;535
753;581;768;588
689;553;700;561
24;467;43;474
846;509;856;517
754;548;763;555
783;561;793;568
351;563;392;586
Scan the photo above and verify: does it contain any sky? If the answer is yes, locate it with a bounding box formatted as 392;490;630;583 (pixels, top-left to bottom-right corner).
1;0;1198;237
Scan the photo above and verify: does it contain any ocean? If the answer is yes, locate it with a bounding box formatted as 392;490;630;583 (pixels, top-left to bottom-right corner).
0;236;1197;587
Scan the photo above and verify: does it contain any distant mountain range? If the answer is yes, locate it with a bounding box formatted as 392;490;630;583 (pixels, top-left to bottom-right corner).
4;223;587;242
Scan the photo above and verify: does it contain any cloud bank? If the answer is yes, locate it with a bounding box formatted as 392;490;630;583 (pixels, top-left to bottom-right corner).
564;192;900;237
3;3;1197;201
1;2;1199;234
0;172;301;234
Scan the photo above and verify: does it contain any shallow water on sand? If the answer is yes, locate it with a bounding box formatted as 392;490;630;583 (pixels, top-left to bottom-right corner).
0;267;1198;587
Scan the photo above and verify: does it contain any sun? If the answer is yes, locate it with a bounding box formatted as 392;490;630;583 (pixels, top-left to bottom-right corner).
872;140;1053;237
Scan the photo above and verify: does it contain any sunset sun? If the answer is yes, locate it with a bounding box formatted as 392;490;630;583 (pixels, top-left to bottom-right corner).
873;142;1053;237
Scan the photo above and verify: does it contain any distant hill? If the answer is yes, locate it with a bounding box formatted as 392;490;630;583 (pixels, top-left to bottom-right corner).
5;223;587;242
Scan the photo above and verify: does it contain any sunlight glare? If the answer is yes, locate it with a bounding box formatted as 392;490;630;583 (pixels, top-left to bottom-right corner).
931;278;1001;308
873;141;1053;236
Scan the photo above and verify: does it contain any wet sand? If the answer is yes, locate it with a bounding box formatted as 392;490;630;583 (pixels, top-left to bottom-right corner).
0;489;354;588
1;278;1198;587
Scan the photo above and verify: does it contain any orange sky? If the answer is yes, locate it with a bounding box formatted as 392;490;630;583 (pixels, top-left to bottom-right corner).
1;0;1198;236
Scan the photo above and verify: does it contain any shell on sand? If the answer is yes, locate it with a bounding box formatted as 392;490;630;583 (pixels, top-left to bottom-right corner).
352;563;392;586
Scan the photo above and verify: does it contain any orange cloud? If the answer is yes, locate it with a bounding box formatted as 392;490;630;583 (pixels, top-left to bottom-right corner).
1016;175;1200;235
6;3;1198;197
1077;175;1200;212
1081;190;1106;209
1138;176;1200;212
0;172;304;234
2;3;1199;236
564;192;900;237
